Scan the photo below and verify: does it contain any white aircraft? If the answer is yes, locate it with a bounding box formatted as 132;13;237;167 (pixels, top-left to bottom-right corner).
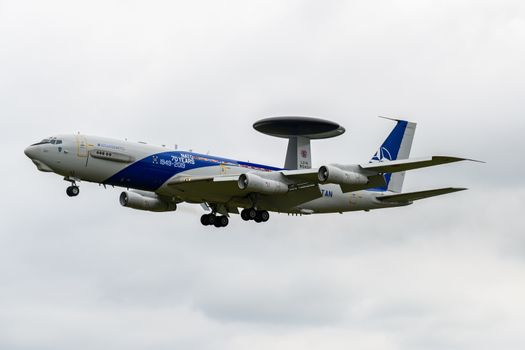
24;117;478;227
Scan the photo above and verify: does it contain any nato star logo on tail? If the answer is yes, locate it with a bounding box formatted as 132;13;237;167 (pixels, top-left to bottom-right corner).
370;147;392;163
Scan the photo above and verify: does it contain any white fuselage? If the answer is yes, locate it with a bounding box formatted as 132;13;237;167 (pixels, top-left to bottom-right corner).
24;134;406;215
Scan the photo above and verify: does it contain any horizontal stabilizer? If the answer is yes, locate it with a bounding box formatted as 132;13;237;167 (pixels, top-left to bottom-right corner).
377;187;467;203
361;156;481;174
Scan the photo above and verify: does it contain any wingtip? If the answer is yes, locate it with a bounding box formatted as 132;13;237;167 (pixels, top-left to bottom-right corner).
454;187;468;191
433;156;486;164
459;157;486;164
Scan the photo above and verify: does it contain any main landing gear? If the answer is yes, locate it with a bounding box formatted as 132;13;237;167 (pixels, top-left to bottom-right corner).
241;208;270;223
201;213;229;228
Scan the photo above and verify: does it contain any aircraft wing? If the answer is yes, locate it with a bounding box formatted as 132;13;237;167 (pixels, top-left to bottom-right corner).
360;156;481;174
165;155;477;199
166;167;386;199
376;187;467;203
167;171;320;194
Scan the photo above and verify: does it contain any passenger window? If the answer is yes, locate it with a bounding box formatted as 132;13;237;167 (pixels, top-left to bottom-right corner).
56;140;62;144
51;140;56;144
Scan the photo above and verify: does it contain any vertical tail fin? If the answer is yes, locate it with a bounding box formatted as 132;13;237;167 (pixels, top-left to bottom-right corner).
370;117;417;192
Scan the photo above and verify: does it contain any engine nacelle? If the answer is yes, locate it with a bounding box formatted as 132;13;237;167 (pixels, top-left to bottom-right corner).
318;165;369;186
238;173;289;194
119;191;177;212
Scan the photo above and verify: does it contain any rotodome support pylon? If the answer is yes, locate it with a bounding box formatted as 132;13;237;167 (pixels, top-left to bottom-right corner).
253;116;346;170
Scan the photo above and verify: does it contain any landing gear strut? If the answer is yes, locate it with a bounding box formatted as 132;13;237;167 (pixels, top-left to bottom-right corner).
201;213;229;228
241;208;269;223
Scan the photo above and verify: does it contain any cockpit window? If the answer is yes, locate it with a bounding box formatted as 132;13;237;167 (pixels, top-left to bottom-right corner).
31;138;51;146
30;137;62;146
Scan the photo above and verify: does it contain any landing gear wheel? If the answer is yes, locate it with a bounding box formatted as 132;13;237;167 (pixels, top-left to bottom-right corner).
218;216;229;227
212;216;229;228
207;214;216;226
66;186;79;197
241;209;250;221
201;214;210;226
260;210;270;222
247;208;257;220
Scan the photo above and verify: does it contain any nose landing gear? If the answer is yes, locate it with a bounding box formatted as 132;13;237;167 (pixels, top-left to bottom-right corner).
64;177;80;197
66;185;80;197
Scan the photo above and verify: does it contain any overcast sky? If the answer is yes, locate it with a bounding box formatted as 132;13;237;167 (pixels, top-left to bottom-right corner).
1;0;524;349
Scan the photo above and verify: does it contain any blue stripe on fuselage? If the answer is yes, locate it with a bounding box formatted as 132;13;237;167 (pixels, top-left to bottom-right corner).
103;151;282;191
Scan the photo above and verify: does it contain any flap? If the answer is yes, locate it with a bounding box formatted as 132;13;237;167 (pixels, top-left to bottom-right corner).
166;175;243;198
280;168;319;182
167;175;239;185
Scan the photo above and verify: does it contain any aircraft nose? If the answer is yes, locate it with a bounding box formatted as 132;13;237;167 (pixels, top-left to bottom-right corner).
24;145;38;159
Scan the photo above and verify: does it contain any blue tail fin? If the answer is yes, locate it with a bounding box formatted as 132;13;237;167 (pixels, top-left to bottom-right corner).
370;118;417;192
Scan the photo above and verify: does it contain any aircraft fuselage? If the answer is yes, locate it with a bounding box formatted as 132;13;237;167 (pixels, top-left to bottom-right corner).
24;134;402;216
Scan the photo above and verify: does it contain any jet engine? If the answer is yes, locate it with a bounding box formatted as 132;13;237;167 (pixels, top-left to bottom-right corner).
119;191;177;212
238;173;289;194
318;165;368;186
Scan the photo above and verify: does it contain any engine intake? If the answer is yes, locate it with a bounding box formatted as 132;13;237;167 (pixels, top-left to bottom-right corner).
119;191;177;212
318;165;368;186
238;173;289;194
